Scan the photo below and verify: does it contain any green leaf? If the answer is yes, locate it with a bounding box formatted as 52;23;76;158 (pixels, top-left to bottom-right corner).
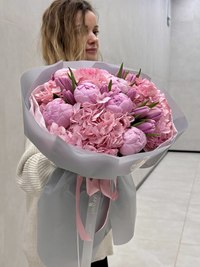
108;79;112;91
53;93;59;99
67;67;77;90
148;102;159;108
138;100;149;107
131;119;148;127
130;81;136;86
136;68;141;78
124;70;129;79
116;63;124;78
129;68;142;86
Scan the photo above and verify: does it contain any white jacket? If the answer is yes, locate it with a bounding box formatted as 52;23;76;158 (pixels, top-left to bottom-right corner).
16;140;113;266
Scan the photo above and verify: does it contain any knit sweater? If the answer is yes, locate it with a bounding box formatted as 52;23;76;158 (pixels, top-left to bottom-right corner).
16;140;113;267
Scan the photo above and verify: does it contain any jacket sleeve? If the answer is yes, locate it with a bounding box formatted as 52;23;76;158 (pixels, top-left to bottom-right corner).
16;139;56;194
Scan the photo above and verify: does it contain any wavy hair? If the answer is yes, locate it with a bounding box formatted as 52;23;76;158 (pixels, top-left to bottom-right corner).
41;0;95;64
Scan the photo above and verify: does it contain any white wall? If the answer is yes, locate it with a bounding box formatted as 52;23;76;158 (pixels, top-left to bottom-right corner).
169;0;200;151
92;0;172;205
0;1;52;266
0;0;171;266
93;0;171;90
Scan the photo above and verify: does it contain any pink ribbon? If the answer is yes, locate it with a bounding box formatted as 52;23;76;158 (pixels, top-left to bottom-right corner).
76;176;118;241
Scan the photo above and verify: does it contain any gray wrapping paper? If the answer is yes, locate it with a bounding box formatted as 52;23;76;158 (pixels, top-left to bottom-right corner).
20;61;188;267
37;170;136;267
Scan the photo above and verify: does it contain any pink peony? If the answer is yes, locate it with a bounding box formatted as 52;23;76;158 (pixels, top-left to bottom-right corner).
120;127;147;155
42;98;73;128
109;76;131;94
126;87;137;101
106;93;133;114
53;68;70;78
74;82;100;104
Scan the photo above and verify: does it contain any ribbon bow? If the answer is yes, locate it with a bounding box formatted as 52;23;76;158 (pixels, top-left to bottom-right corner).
76;176;118;241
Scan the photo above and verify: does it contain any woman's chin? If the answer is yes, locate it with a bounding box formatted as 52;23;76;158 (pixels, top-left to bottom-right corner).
85;53;98;61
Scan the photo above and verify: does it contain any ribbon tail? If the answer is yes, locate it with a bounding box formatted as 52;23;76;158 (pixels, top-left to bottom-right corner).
100;179;118;200
81;192;101;267
86;178;100;196
76;176;91;241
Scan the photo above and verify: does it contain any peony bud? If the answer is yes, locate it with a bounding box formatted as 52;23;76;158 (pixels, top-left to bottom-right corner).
125;73;136;84
147;107;162;121
106;93;133;114
120;127;147;155
74;82;100;104
55;77;73;92
63;89;76;105
42;98;73;129
126;87;136;100
133;106;150;118
136;119;156;134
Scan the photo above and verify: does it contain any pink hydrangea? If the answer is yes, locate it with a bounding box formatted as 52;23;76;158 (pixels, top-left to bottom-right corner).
130;77;177;150
144;98;177;151
33;80;61;104
65;102;130;155
120;127;147;155
42;98;73;129
49;122;68;141
73;68;111;87
133;78;161;106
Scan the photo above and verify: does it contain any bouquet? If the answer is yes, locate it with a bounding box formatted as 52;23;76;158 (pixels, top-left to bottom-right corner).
31;64;176;155
21;61;187;267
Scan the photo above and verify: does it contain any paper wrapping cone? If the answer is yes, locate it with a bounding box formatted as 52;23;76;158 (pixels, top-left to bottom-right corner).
20;61;188;267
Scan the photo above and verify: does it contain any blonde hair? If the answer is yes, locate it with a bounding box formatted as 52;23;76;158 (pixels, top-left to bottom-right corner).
41;0;95;64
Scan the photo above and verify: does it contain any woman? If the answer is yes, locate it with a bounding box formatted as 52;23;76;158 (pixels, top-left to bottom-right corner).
16;1;112;266
41;0;100;63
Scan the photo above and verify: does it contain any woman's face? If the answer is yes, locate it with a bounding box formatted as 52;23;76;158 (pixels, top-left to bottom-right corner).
76;10;99;61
